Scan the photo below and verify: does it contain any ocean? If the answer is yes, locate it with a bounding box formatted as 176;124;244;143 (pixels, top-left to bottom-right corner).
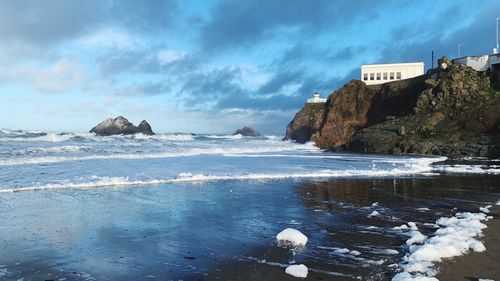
0;129;498;280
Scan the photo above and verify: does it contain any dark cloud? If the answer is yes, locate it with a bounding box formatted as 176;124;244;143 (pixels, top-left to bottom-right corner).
376;2;499;69
0;0;177;45
109;0;178;33
116;81;171;96
199;0;386;53
256;71;303;95
0;0;104;44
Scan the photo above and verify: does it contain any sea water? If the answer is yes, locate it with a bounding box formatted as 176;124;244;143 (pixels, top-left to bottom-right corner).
0;129;498;280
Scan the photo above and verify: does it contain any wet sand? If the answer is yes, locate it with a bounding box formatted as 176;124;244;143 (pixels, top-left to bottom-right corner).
436;205;500;281
0;176;498;280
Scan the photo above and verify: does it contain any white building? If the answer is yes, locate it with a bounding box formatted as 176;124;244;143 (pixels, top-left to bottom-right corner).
361;62;425;85
452;54;500;71
306;93;327;104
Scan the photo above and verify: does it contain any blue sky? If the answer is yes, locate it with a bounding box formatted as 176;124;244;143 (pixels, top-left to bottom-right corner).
0;0;498;134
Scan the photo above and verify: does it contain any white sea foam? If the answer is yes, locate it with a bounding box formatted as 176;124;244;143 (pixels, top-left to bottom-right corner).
285;264;308;278
0;145;304;166
357;246;400;255
317;246;361;256
432;165;500;175
13;145;90;154
368;211;380;218
0;165;451;192
317;246;384;266
134;133;194;141
204;134;243;139
0;133;76;142
479;205;492;213
276;228;308;246
392;209;491;280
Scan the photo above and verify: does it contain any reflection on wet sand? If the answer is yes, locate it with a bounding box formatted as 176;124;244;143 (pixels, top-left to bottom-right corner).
0;176;498;280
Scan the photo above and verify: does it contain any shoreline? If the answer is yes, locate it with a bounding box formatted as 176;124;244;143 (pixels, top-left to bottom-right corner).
436;204;500;280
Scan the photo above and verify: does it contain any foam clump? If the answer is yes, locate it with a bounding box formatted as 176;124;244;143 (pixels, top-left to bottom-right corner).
276;228;308;246
479;205;492;213
368;210;380;218
392;209;490;280
285;264;308;278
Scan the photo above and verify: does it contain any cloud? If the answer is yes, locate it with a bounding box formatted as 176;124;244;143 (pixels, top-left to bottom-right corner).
115;82;171;97
78;27;141;49
0;0;105;44
0;58;85;93
376;2;499;68
199;0;384;53
0;0;178;46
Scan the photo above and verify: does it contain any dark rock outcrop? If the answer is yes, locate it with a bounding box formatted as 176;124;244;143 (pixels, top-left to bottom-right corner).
233;127;261;137
285;103;325;143
90;116;155;136
285;57;500;158
137;120;154;135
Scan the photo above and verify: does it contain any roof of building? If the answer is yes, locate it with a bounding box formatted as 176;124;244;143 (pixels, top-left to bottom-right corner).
361;62;424;68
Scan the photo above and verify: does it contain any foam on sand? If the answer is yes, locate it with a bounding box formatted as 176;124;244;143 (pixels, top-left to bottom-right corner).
392;208;492;280
276;228;308;246
432;164;500;175
285;264;308;278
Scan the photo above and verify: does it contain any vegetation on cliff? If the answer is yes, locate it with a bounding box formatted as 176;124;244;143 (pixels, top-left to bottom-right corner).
285;57;500;158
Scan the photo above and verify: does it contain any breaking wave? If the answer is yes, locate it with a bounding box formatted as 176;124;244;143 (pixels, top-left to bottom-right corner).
0;163;442;193
0;145;312;166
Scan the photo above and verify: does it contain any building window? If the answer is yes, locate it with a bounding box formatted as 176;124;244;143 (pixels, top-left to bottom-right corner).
370;73;374;80
389;72;394;80
396;72;402;79
383;72;388;80
376;73;381;80
363;73;368;81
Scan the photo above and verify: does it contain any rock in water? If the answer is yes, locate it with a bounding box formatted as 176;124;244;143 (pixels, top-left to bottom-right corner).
90;116;155;136
137;120;154;135
233;126;261;137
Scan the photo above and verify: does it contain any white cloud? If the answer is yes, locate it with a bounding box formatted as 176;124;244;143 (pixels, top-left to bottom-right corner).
78;27;141;49
0;58;85;93
157;49;186;64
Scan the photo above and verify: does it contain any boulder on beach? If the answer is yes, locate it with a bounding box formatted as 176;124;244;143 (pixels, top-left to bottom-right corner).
90;116;155;136
232;126;261;137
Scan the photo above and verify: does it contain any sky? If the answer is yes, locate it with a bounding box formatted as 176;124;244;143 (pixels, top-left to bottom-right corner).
0;0;499;135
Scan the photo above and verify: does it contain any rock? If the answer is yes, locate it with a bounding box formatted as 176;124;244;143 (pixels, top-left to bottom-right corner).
285;103;325;143
399;126;406;136
90;116;155;136
137;120;154;135
233;126;261;137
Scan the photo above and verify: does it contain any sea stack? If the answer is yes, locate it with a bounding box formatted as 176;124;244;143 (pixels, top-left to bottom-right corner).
90;116;155;136
233;126;261;137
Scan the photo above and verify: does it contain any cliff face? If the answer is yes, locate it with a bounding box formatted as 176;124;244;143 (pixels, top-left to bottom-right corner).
286;57;500;158
285;103;325;143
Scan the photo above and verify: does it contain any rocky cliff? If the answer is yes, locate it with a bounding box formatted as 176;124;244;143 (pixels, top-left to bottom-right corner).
285;57;500;158
285;103;325;143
